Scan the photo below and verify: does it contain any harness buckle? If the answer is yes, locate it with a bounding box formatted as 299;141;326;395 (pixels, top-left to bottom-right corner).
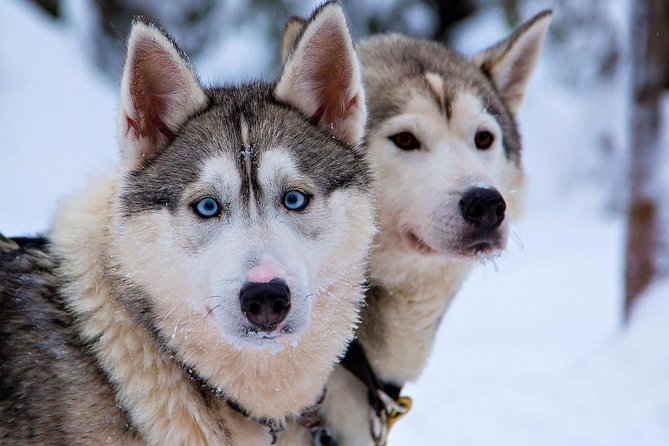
369;391;413;446
385;396;412;436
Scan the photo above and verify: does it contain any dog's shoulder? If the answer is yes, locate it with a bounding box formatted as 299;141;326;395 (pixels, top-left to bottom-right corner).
0;235;70;426
0;234;64;325
0;235;135;444
1;233;53;270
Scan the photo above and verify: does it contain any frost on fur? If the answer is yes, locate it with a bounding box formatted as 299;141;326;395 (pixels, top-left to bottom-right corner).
274;3;366;147
474;10;552;115
118;22;207;168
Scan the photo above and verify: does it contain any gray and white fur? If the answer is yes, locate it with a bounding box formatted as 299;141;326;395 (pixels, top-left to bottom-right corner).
0;3;375;445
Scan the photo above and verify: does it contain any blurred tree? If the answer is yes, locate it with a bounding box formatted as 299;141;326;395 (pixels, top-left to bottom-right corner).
31;0;60;18
432;0;477;41
625;0;669;318
90;0;221;79
321;0;477;43
29;0;478;81
509;0;629;216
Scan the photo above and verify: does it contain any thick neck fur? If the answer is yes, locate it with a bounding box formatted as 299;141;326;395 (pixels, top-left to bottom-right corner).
357;238;474;385
50;171;367;445
276;237;476;446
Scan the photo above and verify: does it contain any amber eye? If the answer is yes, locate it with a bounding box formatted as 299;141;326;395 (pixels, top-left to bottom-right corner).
474;130;495;150
389;132;421;151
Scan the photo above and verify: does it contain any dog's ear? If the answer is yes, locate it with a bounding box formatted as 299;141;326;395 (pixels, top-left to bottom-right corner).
118;22;207;169
274;2;366;147
474;10;551;115
280;16;306;65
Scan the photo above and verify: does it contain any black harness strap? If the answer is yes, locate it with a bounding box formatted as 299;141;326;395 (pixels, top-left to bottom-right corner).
339;339;402;416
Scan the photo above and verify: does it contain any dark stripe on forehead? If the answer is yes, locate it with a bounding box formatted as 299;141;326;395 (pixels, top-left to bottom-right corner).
244;112;268;213
232;110;267;216
236;113;254;210
423;72;454;122
426;84;445;116
445;96;452;121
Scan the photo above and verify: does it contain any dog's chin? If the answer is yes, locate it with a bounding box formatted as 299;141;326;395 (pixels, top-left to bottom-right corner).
453;240;504;259
231;323;303;353
403;230;505;261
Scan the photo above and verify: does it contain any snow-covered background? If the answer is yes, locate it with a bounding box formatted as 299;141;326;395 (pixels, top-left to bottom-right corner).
1;0;667;444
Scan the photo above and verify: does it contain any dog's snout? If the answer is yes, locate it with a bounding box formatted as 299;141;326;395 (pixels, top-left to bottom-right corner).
459;187;506;231
239;280;291;331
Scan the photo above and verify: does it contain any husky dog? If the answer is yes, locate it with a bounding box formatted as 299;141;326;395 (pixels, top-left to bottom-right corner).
278;10;551;446
0;3;375;445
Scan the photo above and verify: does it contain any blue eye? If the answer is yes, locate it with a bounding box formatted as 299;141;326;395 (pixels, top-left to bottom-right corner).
283;191;308;211
194;197;220;218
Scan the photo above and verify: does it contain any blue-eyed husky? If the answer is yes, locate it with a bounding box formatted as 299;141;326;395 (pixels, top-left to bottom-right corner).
0;3;374;445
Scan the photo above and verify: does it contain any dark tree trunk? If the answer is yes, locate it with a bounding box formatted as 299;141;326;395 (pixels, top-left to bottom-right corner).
625;0;669;318
30;0;61;18
427;0;477;43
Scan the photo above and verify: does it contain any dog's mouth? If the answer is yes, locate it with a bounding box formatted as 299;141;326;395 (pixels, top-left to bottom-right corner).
457;239;502;258
234;323;296;351
243;323;294;339
403;229;504;259
404;230;438;256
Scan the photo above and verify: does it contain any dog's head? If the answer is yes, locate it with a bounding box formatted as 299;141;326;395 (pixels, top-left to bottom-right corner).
283;11;550;262
359;13;551;261
360;13;551;261
112;3;371;358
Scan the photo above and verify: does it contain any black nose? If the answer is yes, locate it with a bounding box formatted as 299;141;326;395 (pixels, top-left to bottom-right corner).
239;280;291;331
459;187;506;231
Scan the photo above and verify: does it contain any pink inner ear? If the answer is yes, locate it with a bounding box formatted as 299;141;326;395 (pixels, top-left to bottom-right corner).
302;22;354;127
127;38;184;149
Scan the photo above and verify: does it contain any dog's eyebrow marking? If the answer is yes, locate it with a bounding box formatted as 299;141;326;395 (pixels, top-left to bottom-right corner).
240;113;252;168
424;71;451;120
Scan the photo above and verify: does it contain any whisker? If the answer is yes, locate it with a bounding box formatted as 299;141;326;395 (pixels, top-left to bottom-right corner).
204;304;221;325
202;295;221;301
510;227;524;251
171;317;181;340
162;304;180;321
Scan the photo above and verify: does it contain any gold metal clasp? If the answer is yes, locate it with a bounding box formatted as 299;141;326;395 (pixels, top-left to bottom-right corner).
369;392;413;446
386;396;412;434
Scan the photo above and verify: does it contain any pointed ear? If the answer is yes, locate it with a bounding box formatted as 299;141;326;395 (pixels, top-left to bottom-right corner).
280;16;306;64
474;10;552;115
118;22;208;169
274;3;366;147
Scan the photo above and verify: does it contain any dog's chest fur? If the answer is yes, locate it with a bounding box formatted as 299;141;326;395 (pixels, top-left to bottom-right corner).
358;259;473;384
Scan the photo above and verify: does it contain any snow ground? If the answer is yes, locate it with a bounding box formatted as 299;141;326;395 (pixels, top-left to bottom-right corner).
1;1;667;445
